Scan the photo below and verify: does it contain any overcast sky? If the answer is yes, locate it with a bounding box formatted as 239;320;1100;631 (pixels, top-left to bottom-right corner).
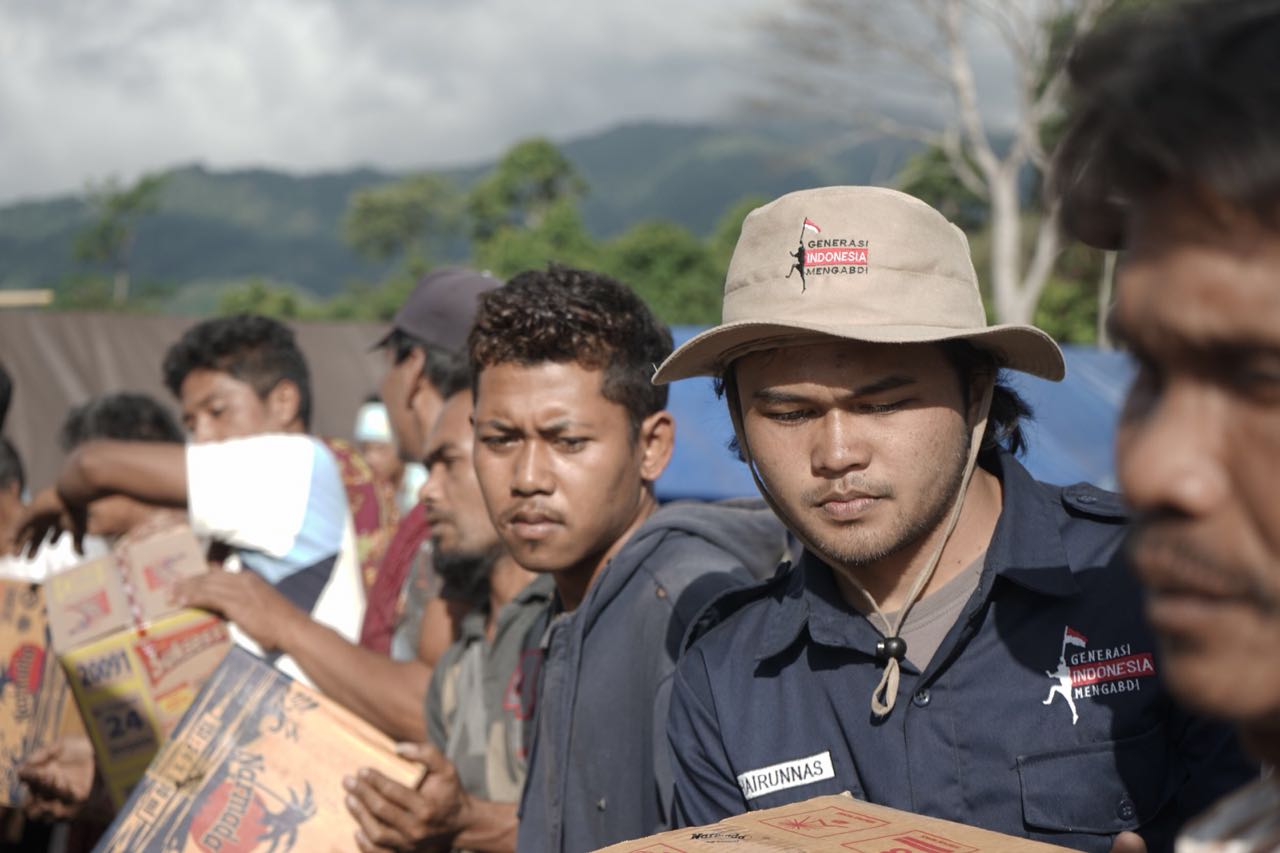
0;0;1014;205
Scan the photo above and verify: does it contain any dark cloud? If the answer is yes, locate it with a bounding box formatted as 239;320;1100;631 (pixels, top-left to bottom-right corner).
0;0;1014;203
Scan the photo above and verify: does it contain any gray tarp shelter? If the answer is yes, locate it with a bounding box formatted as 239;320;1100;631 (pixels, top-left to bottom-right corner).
0;314;1134;501
0;311;386;491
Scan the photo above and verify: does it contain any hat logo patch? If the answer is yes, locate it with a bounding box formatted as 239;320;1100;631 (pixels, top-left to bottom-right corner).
785;218;870;292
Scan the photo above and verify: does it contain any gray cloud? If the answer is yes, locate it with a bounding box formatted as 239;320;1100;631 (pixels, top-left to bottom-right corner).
0;0;1016;204
0;0;775;201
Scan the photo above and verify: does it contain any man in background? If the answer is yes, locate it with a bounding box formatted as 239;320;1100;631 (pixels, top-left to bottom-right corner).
19;315;368;688
1055;0;1280;848
4;393;181;581
17;392;187;843
362;267;502;663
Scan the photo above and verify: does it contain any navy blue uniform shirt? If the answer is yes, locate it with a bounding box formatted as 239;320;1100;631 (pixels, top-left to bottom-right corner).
667;452;1255;852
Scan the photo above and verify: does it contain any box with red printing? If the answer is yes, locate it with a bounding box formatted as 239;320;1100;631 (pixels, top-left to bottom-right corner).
96;646;421;852
0;579;84;806
598;794;1074;852
44;525;231;807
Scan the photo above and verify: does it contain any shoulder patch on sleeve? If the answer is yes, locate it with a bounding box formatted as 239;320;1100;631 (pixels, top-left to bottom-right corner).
1060;482;1128;521
683;561;795;653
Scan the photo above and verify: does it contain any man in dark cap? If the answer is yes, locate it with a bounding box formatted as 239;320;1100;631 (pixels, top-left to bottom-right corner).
362;268;503;663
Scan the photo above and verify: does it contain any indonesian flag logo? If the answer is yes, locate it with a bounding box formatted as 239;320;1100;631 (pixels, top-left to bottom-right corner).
1045;624;1154;726
787;216;867;292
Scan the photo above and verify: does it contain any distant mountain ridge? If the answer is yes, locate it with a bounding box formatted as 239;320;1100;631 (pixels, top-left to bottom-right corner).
0;121;912;303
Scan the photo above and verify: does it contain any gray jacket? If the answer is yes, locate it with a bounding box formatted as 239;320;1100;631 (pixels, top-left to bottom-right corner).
515;499;787;853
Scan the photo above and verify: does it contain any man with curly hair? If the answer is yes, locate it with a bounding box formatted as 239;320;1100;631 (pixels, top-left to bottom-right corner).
464;267;788;852
333;269;782;853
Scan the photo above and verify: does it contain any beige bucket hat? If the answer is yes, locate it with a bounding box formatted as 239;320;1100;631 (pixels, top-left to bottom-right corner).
652;186;1064;384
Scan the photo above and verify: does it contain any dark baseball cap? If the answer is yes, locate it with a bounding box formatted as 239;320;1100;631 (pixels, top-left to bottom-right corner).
373;267;502;353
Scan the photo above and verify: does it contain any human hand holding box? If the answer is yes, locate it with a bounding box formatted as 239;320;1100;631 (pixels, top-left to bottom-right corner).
97;646;422;852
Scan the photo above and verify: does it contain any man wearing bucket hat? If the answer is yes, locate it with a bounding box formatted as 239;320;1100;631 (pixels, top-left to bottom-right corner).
656;187;1254;852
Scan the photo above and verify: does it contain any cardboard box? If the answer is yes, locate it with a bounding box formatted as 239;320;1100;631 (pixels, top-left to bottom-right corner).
95;645;422;852
44;525;232;807
598;794;1074;852
0;579;85;806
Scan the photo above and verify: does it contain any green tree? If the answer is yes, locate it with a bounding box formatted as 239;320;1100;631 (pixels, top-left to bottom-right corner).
759;0;1124;326
217;279;312;319
51;273;116;311
467;139;587;243
472;198;599;280
603;220;722;325
74;173;167;305
343;174;460;262
318;269;423;322
895;146;987;231
707;195;768;274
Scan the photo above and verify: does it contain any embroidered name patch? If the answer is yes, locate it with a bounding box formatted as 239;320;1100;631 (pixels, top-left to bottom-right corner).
736;751;835;800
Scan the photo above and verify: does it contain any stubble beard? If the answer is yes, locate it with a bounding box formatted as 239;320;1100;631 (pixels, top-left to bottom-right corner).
432;540;503;608
807;428;971;570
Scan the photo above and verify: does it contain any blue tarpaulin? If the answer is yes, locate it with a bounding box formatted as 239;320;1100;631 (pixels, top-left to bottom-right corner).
654;326;1135;502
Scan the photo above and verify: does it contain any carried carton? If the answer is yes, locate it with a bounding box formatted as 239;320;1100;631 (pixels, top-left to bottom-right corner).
0;579;85;806
598;793;1074;852
96;646;422;852
44;525;231;807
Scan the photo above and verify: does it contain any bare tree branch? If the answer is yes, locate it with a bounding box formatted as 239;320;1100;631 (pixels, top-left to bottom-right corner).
940;128;990;198
1096;250;1117;349
750;0;1111;325
914;0;953;31
760;0;954;83
863;115;947;147
988;0;1037;39
1029;0;1107;123
969;0;1032;66
940;0;1000;179
1019;201;1064;319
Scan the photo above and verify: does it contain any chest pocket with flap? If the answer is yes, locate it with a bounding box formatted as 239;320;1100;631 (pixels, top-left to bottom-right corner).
1017;723;1176;834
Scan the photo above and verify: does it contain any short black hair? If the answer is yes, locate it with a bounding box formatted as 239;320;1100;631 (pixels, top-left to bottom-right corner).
714;341;1033;461
0;438;23;493
438;355;473;400
936;341;1033;458
1054;0;1280;248
468;265;672;438
162;314;313;429
382;328;462;394
60;393;185;452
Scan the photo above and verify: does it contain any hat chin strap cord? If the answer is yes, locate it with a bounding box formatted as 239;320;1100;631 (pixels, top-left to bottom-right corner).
728;378;994;718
